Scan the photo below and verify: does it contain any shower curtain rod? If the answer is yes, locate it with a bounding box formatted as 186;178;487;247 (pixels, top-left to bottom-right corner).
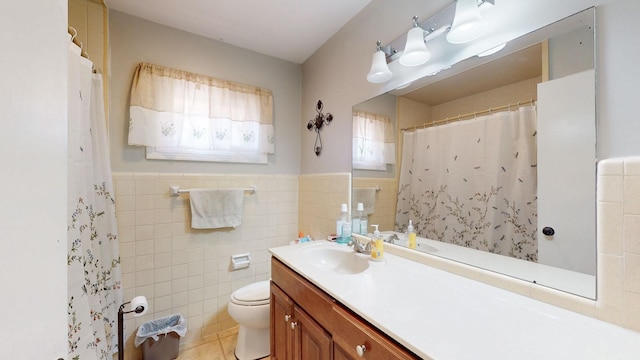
401;98;536;132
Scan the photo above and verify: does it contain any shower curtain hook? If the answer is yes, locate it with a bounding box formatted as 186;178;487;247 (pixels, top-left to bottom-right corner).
69;26;77;42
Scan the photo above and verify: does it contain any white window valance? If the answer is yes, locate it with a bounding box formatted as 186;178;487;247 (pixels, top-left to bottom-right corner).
352;111;396;171
128;62;274;163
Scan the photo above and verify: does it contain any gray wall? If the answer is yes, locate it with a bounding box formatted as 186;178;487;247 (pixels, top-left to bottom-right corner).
300;0;640;175
109;10;302;174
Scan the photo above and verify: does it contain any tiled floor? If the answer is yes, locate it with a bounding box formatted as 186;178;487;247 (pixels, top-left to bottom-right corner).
176;327;269;360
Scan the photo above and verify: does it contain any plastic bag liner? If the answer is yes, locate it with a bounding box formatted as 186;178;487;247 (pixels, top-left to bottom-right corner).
134;314;187;348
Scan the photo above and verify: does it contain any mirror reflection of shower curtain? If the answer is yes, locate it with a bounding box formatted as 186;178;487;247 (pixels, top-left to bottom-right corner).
395;106;538;261
67;40;123;358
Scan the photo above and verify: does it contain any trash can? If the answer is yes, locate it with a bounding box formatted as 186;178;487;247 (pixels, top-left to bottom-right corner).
135;314;187;360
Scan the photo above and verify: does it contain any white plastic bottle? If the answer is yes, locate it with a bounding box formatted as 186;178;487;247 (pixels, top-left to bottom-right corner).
357;203;368;235
336;203;350;244
407;220;417;249
352;203;361;238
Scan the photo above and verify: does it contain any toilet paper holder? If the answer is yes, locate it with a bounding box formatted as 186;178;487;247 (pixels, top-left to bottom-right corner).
230;253;251;270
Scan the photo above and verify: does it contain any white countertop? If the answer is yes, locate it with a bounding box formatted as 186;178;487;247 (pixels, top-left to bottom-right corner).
269;240;640;360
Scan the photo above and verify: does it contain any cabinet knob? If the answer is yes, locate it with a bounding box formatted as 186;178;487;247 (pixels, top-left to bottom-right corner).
284;314;291;322
542;226;555;236
290;321;298;330
356;344;367;357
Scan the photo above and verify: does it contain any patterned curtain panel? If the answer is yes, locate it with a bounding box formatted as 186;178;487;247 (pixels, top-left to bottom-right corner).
395;106;538;261
68;41;123;359
352;111;395;170
128;62;274;163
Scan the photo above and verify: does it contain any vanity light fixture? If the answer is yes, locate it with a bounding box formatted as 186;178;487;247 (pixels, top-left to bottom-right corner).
365;0;494;84
399;16;432;67
306;100;333;156
446;0;487;44
367;41;393;83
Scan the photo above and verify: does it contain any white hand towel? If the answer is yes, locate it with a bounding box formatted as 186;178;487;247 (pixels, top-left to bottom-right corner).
353;188;376;215
189;188;244;229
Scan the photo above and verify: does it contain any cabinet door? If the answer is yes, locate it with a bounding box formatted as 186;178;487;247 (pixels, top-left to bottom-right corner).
293;305;332;360
333;342;353;360
271;283;295;360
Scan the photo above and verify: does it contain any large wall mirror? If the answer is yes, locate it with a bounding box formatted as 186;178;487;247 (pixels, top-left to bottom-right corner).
352;8;596;298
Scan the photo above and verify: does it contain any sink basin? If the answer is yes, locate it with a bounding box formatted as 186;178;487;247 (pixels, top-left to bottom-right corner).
299;245;369;275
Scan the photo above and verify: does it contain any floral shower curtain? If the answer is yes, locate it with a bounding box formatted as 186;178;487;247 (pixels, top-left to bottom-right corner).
67;40;123;358
395;106;538;261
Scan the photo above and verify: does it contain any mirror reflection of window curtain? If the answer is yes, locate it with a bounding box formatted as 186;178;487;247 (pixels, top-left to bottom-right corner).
352;111;395;170
128;62;274;163
396;106;538;261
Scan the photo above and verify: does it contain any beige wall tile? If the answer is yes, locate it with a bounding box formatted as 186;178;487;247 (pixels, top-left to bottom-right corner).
624;215;640;254
623;292;640;332
624;253;640;293
623;157;640;176
597;202;624;255
598;175;624;203
598;158;624;176
115;172;296;352
624;176;640;215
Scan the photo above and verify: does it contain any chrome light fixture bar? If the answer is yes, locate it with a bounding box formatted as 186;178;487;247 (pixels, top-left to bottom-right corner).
367;0;495;83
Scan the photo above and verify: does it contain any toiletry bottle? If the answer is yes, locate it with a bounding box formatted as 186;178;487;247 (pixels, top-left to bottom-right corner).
352;204;361;238
407;220;417;249
357;202;368;235
370;225;384;261
342;215;352;244
336;203;350;244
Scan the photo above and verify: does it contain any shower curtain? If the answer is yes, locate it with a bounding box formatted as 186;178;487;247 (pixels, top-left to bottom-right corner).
396;106;538;261
67;39;123;358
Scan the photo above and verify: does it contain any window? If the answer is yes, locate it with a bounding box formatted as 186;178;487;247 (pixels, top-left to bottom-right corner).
128;63;274;163
352;111;395;170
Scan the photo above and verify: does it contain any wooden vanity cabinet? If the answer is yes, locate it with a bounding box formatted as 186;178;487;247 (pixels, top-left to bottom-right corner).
271;284;331;360
270;258;419;360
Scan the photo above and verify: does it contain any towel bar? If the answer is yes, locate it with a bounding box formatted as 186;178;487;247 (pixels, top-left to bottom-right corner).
170;185;256;197
354;186;381;192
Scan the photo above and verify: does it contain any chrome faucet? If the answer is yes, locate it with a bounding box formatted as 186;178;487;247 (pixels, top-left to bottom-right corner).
348;238;371;254
384;233;399;244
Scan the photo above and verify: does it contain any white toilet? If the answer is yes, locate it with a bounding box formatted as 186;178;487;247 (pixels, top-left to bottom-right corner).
227;280;271;360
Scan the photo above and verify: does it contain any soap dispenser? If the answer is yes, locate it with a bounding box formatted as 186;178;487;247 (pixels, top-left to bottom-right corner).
370;225;384;262
407;220;417;250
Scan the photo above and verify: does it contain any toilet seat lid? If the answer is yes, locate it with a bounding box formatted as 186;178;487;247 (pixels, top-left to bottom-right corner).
230;280;270;306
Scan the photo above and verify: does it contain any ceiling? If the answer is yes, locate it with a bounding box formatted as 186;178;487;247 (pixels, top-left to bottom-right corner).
104;0;371;64
402;43;543;106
